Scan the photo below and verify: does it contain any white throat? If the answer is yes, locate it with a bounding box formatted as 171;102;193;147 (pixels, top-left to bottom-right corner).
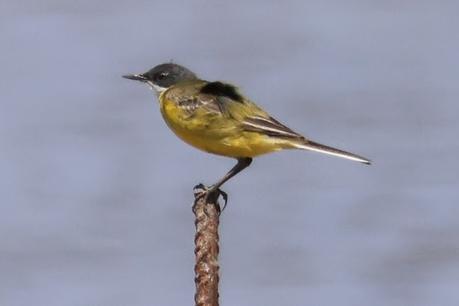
145;81;167;95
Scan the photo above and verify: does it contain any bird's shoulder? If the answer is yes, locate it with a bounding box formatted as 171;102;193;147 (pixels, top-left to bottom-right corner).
168;80;245;100
199;81;245;103
163;80;205;99
196;83;303;139
164;79;303;139
164;80;250;115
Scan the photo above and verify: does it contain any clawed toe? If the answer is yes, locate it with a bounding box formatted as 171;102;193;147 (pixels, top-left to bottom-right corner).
192;183;229;213
193;183;207;197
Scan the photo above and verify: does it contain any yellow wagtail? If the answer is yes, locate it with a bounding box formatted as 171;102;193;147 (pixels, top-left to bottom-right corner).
123;63;370;202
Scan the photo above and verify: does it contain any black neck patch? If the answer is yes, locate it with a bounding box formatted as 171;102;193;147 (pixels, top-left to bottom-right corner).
200;82;244;102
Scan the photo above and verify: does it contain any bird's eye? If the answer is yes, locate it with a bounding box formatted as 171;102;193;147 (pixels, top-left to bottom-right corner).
158;72;169;80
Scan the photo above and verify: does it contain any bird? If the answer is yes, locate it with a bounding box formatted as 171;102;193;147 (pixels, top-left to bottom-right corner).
123;63;370;204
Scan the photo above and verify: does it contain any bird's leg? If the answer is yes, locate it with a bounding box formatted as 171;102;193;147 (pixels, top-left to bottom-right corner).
209;157;253;192
194;157;253;211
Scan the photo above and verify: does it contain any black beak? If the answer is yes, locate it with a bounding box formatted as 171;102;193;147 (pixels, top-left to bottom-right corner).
122;74;148;81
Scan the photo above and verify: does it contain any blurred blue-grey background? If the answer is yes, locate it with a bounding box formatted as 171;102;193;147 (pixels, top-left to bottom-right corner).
1;1;458;305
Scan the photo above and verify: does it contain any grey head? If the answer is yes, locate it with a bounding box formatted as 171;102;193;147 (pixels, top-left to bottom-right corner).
123;63;197;93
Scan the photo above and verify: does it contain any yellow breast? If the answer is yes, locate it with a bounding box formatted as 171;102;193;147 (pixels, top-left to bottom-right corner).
158;95;285;158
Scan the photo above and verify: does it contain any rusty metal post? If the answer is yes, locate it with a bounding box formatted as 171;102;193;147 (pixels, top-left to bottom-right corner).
193;189;221;306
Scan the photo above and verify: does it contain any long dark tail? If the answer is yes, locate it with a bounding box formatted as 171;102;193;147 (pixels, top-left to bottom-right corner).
294;139;371;165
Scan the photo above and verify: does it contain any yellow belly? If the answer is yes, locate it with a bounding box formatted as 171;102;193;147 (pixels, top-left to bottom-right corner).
159;98;286;157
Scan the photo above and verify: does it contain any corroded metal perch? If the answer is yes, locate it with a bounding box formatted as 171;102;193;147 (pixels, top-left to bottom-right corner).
193;187;222;306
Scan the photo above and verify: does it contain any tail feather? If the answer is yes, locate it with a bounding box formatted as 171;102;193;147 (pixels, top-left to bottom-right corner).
294;140;371;165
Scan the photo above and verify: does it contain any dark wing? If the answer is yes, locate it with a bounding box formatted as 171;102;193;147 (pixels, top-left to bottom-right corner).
167;81;243;117
200;81;244;103
242;115;305;139
202;82;304;138
197;81;245;115
175;96;223;114
199;82;304;138
167;80;305;139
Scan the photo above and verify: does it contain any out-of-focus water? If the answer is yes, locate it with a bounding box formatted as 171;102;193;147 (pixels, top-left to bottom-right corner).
1;1;458;305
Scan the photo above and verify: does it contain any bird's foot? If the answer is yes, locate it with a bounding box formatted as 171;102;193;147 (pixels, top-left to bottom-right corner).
193;183;228;214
